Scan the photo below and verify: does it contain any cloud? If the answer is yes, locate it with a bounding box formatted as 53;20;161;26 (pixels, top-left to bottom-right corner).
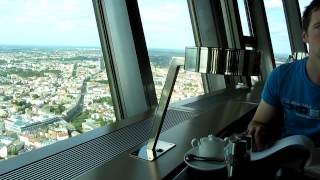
138;0;194;49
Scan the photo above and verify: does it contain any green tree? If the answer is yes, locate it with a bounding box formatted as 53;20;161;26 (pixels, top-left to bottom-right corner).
8;146;17;155
71;110;91;132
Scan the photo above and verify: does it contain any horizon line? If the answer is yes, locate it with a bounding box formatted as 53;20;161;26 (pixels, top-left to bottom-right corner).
0;44;292;54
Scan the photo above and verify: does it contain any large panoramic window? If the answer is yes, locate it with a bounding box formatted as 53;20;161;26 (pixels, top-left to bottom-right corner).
0;0;115;161
264;0;291;67
137;0;204;103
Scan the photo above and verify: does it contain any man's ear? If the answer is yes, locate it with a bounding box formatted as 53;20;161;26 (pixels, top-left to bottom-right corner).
302;31;308;43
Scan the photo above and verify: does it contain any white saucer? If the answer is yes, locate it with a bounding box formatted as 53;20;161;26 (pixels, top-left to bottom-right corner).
184;147;226;171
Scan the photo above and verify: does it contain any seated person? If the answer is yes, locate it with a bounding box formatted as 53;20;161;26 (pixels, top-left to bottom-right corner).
247;0;320;151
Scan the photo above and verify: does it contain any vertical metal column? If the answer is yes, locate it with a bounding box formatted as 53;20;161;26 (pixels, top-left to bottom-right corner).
220;0;248;88
246;0;275;79
93;0;154;119
187;0;229;92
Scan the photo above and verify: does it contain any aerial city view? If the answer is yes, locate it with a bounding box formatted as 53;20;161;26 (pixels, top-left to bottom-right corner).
0;45;288;161
0;46;205;161
0;46;116;160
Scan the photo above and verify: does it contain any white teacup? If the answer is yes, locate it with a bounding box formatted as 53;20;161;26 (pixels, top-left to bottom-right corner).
191;134;225;158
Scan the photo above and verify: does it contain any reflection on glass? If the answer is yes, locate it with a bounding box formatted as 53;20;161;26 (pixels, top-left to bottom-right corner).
184;47;198;72
138;0;204;103
264;0;291;67
0;1;115;161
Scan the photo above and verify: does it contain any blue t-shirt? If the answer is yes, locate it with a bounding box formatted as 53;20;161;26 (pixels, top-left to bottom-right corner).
262;58;320;143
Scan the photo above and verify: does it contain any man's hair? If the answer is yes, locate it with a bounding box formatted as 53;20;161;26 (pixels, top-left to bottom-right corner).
302;0;320;32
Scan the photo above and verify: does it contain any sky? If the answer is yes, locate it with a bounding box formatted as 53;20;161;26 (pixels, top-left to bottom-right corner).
0;0;313;53
0;0;99;47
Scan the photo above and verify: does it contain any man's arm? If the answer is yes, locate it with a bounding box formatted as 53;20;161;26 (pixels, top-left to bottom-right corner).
248;100;278;151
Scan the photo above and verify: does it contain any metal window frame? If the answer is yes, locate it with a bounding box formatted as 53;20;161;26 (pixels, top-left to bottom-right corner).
245;0;275;79
188;0;228;92
188;0;252;91
220;0;244;49
93;0;157;119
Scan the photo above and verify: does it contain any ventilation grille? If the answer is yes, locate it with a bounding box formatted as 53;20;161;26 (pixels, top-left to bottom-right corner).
160;109;195;133
0;109;195;180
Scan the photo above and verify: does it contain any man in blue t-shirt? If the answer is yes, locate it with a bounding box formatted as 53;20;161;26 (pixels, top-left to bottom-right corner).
247;0;320;151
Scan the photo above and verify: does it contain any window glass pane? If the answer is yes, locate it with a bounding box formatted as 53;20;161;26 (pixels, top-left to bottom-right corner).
137;0;204;103
264;0;291;67
237;0;251;36
0;0;115;161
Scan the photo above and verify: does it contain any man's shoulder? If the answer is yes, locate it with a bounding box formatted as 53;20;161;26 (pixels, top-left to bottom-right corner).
273;59;306;75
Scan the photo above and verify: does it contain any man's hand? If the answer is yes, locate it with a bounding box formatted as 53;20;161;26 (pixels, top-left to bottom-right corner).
247;120;273;151
247;100;278;151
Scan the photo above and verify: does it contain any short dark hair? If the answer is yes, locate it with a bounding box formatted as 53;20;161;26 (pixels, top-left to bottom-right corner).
302;0;320;32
